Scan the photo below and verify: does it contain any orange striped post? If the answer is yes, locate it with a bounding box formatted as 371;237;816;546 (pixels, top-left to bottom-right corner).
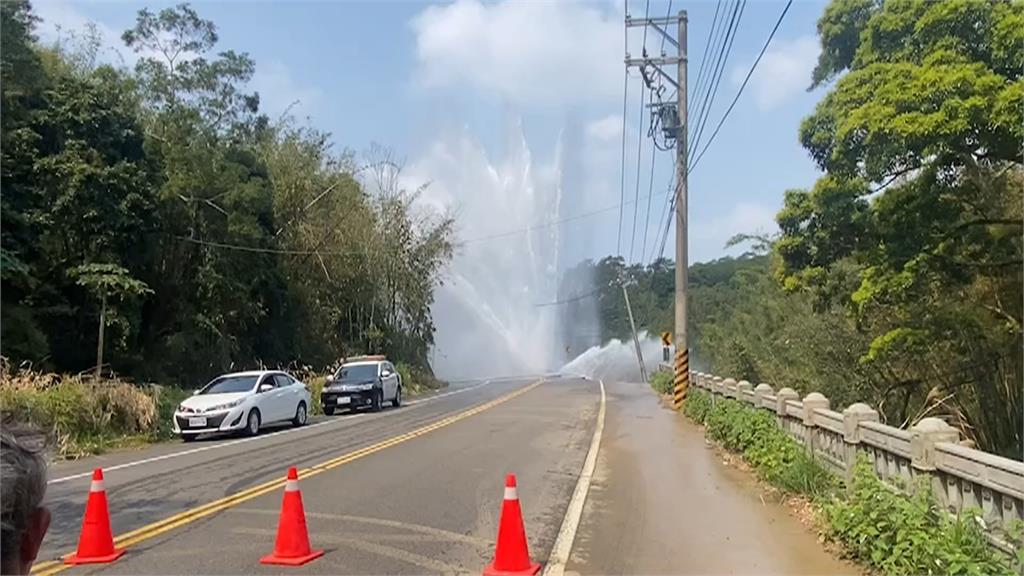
672;348;688;410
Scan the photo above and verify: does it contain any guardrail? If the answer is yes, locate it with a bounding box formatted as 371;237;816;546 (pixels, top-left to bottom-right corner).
663;364;1024;553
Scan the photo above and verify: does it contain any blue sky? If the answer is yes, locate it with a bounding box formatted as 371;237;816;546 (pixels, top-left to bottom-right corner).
32;0;830;265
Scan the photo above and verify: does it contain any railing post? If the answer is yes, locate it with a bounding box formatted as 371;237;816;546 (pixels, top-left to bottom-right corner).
841;402;879;480
737;380;753;404
775;387;798;416
712;376;724;396
723;378;737;398
802;392;830;452
911;417;960;499
753;383;773;410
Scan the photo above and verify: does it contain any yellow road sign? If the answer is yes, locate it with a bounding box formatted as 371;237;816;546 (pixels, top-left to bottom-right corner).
661;331;672;347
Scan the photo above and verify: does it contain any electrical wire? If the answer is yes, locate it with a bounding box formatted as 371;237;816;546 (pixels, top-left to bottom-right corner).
657;0;794;261
687;0;724;137
617;67;629;256
689;0;746;166
688;0;744;165
639;91;659;262
628;0;653;264
690;0;794;174
616;3;630;256
628;76;646;264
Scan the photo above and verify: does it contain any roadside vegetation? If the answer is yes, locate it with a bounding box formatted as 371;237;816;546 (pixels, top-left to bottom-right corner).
1;1;452;389
648;370;673;395
561;0;1023;459
0;361;189;458
1;1;453;446
684;389;1022;575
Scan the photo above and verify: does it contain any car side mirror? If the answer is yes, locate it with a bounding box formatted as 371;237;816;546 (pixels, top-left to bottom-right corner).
381;370;391;377
325;375;334;384
259;383;274;393
192;389;200;396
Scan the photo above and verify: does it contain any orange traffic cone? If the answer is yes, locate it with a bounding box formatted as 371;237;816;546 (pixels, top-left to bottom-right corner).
484;474;541;576
260;467;324;566
65;468;125;565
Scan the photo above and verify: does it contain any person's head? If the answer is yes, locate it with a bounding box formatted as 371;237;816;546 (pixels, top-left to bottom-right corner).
1;423;50;575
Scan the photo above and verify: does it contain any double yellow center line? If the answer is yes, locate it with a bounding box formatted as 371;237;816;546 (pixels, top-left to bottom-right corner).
33;379;542;576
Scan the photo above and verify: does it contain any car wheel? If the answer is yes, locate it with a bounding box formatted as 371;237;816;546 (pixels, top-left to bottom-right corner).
323;405;335;416
391;386;402;408
182;434;197;443
371;389;382;412
246;409;261;436
292;402;307;427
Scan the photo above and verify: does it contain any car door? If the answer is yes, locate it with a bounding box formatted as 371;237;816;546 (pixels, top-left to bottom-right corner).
381;363;398;401
276;373;302;417
261;373;287;422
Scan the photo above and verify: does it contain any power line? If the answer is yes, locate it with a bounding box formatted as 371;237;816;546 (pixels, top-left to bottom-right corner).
687;0;724;139
689;0;746;165
627;0;653;264
616;11;630;256
628;75;646;263
657;0;794;261
688;0;745;165
534;288;601;308
691;0;794;173
640;96;658;262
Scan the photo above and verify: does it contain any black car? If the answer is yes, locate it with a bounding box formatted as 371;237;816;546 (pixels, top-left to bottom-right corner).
321;359;401;415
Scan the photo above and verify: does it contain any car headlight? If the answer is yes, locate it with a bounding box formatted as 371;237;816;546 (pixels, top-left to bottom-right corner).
208;399;242;412
177;404;187;412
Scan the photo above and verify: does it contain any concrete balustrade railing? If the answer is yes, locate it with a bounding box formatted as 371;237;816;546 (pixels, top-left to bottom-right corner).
673;366;1024;553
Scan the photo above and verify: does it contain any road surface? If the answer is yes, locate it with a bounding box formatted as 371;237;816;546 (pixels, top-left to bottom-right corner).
31;376;854;575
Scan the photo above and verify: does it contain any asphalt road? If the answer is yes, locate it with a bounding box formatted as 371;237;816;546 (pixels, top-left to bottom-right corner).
32;376;853;575
33;376;600;575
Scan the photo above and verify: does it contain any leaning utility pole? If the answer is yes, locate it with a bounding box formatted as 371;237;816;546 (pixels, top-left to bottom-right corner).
625;9;688;409
622;284;648;383
672;11;689;411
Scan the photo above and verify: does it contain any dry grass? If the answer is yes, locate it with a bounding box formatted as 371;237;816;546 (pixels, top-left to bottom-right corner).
1;359;163;458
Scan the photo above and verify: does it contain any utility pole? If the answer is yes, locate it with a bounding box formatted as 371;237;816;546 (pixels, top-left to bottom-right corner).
622;284;648;383
625;9;687;409
672;11;689;411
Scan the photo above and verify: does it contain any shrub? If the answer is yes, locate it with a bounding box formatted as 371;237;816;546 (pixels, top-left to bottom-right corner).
396;362;445;395
307;376;326;416
649;371;673;395
824;459;1014;576
687;391;835;499
683;389;712;422
0;364;163;458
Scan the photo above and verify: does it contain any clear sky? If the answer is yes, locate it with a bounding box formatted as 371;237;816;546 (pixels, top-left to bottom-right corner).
32;0;829;265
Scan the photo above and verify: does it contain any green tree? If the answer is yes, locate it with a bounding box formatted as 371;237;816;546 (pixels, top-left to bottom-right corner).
777;0;1023;456
70;263;153;379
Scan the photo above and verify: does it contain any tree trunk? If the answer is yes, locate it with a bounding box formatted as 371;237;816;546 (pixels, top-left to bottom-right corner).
95;292;107;381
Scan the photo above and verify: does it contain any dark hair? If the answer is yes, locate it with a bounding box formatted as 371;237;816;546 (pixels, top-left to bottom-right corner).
0;421;48;571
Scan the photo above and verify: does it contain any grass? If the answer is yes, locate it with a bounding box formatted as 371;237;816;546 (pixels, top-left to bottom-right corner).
649;370;673;395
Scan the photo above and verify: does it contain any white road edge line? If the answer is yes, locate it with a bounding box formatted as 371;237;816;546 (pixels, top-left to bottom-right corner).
48;379;493;485
543;379;606;576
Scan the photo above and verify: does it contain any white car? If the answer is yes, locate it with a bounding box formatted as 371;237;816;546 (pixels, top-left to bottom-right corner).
173;370;312;441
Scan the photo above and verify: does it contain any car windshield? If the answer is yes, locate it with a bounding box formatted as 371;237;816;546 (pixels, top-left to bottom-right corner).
201;375;258;395
335;364;378;381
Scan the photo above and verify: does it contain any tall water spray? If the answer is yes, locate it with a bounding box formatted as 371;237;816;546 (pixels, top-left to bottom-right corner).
412;119;657;383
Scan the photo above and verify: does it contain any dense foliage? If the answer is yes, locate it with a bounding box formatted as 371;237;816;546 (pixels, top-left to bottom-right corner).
0;2;453;387
825;461;1016;576
565;0;1022;459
